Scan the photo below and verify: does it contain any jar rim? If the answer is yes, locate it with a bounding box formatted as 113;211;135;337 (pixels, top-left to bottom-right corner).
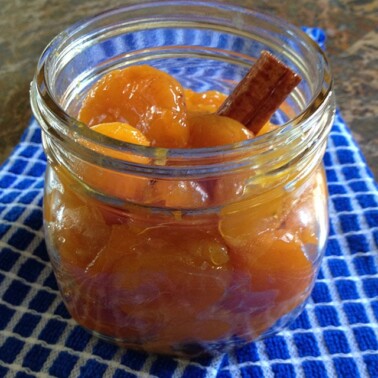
31;0;334;173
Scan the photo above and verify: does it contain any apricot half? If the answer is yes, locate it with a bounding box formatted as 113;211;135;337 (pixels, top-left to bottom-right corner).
79;65;189;148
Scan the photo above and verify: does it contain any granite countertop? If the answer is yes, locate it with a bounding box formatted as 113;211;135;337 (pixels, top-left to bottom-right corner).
1;0;377;178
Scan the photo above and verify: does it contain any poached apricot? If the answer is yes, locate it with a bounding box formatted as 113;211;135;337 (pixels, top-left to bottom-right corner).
79;65;189;148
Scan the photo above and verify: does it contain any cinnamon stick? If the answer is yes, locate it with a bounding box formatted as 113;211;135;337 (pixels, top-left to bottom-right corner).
218;51;301;134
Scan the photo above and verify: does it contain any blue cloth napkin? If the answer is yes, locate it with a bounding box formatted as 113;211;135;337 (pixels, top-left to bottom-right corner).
0;28;378;378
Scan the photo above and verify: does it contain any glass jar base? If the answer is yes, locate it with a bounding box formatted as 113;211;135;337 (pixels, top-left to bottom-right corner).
73;298;311;358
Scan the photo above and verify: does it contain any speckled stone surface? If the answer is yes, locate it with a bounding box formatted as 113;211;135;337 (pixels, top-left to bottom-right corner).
1;0;377;177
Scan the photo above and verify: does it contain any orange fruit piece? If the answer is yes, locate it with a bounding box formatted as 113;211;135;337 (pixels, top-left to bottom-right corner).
75;122;151;202
79;65;189;148
184;89;227;114
102;225;231;310
219;229;314;339
229;229;314;317
77;223;232;342
188;113;254;148
256;122;279;136
91;122;150;149
184;90;254;205
88;122;150;163
219;192;291;248
45;173;111;270
248;232;313;302
142;179;210;208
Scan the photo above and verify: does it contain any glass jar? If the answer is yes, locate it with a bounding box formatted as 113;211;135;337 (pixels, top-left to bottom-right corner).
30;1;335;357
